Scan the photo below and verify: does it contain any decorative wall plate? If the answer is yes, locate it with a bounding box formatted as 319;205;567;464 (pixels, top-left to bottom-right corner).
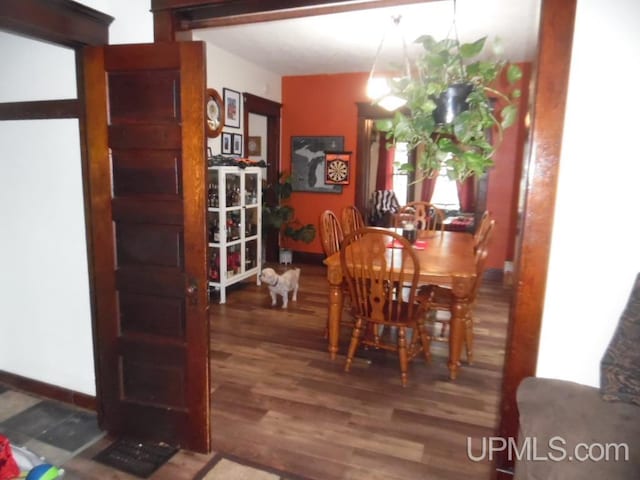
205;88;224;138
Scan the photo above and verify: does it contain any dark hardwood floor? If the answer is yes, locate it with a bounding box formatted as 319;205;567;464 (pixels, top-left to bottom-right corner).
62;262;511;479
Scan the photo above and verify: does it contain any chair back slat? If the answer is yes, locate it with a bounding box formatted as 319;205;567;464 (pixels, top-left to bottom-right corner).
319;210;343;257
394;202;445;235
341;227;419;324
341;205;365;236
474;211;495;252
340;226;430;387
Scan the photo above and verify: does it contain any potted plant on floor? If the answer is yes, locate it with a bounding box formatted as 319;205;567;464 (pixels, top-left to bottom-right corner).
262;173;316;263
377;35;522;182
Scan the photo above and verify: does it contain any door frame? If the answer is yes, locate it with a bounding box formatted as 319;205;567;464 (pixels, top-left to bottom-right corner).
2;0;578;472
243;92;282;262
151;0;577;474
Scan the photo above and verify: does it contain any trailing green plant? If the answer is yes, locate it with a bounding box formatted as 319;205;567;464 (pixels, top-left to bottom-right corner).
262;173;316;246
377;35;522;182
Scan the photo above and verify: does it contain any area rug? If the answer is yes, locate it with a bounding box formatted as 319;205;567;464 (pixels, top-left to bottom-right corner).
92;438;178;478
195;453;312;480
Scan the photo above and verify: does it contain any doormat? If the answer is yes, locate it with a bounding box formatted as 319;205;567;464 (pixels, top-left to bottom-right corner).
93;438;178;478
195;453;313;480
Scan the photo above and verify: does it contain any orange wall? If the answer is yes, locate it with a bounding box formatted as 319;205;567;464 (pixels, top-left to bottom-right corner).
281;73;369;254
485;62;532;269
281;65;532;270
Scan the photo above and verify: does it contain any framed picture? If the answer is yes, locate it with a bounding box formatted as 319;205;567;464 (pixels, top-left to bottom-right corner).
247;136;262;156
325;151;351;185
221;132;232;154
232;133;243;155
223;88;241;128
291;136;344;193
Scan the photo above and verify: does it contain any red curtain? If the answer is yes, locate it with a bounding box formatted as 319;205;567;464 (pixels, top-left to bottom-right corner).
375;132;394;190
456;177;475;212
420;175;437;202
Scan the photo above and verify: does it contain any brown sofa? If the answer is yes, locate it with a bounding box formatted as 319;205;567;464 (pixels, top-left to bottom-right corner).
515;273;640;479
515;377;639;479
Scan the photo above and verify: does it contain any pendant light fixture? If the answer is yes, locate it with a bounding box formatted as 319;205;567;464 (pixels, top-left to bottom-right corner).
366;15;411;112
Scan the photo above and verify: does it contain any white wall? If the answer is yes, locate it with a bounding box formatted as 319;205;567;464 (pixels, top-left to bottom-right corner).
537;0;640;386
0;1;153;396
0;119;94;393
74;0;153;44
190;35;282;155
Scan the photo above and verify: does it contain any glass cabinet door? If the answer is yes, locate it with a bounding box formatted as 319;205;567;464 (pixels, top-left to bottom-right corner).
206;166;262;303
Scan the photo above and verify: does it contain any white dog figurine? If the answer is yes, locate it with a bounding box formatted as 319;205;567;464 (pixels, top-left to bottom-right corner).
259;267;300;308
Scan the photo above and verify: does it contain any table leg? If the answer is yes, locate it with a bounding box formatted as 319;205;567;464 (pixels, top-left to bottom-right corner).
448;275;474;380
327;266;344;360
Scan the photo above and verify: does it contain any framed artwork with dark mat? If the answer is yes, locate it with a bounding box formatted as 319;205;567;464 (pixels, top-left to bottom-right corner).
291;136;344;193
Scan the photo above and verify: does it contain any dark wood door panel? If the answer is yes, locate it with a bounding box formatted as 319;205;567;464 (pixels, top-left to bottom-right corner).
119;293;185;339
116;224;184;268
103;43;181;70
115;267;185;297
120;344;187;407
109;125;182;149
117;403;189;444
108;70;180;123
112;150;182;196
84;41;210;452
112;198;184;224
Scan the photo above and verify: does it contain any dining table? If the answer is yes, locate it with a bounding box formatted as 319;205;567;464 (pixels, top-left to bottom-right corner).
323;228;477;380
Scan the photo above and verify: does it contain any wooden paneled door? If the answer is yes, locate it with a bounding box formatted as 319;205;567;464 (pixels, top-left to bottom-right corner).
83;41;210;452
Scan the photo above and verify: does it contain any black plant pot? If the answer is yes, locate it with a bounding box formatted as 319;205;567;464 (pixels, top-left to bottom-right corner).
433;83;473;124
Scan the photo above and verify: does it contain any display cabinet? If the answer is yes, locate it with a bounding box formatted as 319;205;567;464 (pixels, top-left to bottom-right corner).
207;166;262;303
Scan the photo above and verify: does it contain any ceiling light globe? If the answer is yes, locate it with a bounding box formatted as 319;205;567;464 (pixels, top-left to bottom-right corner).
366;77;390;100
378;95;407;111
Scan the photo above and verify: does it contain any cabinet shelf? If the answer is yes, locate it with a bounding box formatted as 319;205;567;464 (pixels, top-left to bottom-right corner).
207;166;262;303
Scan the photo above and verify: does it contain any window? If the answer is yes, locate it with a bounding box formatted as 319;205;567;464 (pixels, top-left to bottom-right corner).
392;142;409;205
430;166;461;212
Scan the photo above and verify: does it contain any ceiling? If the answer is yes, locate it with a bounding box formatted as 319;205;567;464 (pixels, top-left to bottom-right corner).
193;0;541;77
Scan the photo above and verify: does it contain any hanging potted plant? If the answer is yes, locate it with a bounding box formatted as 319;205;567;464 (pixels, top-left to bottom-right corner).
377;35;522;182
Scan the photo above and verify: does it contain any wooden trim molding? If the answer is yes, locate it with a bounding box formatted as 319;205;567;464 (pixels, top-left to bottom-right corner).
354;102;399;215
0;0;113;47
0;370;97;411
494;0;577;477
243;92;282;262
151;0;435;34
0;99;80;120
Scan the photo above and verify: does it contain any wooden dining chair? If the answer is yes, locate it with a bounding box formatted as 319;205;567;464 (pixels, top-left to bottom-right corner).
341;205;365;237
418;226;494;364
319;210;343;258
319;209;353;337
474;211;495;252
340;227;431;387
394;201;445;235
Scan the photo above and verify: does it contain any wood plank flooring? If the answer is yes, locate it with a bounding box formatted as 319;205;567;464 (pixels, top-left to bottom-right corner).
62;263;511;479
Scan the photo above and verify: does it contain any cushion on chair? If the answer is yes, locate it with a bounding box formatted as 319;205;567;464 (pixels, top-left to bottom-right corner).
601;273;640;406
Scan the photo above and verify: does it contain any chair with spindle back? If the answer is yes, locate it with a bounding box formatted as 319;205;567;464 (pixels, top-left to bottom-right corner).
393;201;445;236
418;222;494;363
341;205;365;237
319;210;343;258
474;210;495;252
341;227;431;387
